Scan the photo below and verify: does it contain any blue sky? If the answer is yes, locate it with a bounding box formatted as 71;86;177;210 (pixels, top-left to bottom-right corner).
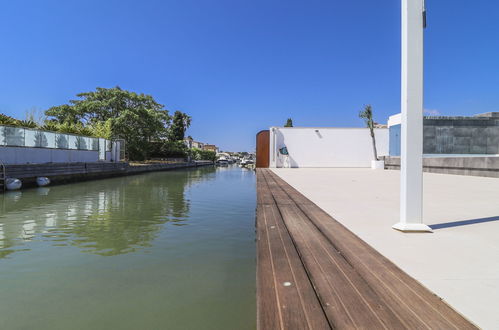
1;0;498;151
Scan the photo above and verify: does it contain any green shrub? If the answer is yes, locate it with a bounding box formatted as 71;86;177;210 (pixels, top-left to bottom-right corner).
189;148;216;161
150;140;188;159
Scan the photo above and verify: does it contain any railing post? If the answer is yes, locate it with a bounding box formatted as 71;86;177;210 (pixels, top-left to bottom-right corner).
393;0;432;232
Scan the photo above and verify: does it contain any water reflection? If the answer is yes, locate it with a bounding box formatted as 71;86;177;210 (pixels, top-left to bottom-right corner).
0;166;217;258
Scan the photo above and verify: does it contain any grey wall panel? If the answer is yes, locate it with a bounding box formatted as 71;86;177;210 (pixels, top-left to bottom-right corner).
390;114;499;155
0;147;101;164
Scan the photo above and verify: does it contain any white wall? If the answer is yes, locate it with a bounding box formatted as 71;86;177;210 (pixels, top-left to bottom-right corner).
0;147;111;165
269;127;389;168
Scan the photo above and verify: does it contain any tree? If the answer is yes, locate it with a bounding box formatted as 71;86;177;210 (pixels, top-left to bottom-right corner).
359;104;378;161
45;104;83;125
45;86;171;160
0;113;18;126
168;110;192;141
150;140;188;159
284;118;293;127
0;113;38;128
88;119;113;140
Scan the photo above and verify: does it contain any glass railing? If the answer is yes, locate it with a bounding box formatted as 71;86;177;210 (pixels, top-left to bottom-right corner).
0;125;110;151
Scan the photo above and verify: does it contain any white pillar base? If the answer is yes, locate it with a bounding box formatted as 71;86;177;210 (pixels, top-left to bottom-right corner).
392;222;433;233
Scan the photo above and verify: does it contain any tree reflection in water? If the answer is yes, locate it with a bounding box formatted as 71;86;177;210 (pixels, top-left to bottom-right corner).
0;166;216;258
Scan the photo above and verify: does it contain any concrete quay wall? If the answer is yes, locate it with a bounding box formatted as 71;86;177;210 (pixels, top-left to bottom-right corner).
384;156;499;178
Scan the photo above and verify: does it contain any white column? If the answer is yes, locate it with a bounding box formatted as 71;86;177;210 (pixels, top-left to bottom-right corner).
393;0;432;232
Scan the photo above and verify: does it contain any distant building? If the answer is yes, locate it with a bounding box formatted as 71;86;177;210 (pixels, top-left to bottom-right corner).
183;137;205;150
183;137;193;149
203;144;219;153
192;141;205;149
388;112;499;156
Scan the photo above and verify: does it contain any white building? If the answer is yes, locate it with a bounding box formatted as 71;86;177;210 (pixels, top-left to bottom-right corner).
269;127;389;168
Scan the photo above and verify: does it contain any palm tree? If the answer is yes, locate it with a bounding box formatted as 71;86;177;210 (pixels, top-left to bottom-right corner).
359;105;378;161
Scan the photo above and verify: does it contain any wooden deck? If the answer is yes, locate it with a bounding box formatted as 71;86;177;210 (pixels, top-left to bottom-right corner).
256;169;477;329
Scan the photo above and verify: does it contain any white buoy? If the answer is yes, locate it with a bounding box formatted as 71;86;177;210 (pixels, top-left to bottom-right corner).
36;177;50;187
5;178;22;191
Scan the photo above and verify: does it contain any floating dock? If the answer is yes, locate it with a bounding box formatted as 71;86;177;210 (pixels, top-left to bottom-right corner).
256;168;476;329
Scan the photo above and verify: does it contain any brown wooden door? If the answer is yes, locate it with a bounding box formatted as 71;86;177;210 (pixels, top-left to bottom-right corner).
256;130;270;168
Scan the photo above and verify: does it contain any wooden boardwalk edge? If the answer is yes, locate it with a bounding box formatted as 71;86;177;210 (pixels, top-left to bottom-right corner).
256;168;477;330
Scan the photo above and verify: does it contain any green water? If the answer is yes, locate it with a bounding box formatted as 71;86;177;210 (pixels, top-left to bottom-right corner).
0;166;256;330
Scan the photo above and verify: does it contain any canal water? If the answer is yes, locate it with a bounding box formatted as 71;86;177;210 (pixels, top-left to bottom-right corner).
0;165;256;330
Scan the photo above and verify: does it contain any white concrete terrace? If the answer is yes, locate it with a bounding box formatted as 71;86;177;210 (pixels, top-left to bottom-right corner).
272;168;499;329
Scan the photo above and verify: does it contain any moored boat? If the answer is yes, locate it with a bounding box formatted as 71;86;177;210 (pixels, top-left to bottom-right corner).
216;155;229;166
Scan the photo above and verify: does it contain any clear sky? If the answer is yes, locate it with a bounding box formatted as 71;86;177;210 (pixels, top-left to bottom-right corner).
1;0;498;151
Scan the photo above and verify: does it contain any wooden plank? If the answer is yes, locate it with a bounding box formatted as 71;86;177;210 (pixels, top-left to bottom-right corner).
266;169;477;329
256;171;274;205
260;170;294;205
262;171;407;327
256;204;330;330
256;206;283;330
256;169;330;330
278;203;406;329
264;171;314;205
299;204;476;329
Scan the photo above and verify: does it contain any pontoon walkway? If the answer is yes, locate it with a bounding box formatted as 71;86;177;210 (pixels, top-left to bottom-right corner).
256;168;477;329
